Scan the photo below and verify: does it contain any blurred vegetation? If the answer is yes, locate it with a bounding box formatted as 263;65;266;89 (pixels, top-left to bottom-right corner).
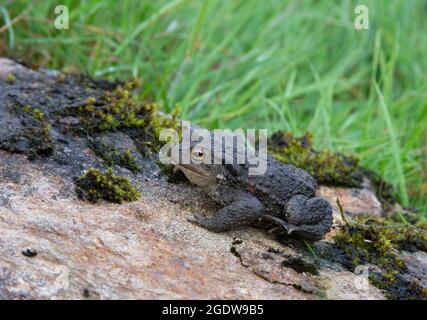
0;0;426;213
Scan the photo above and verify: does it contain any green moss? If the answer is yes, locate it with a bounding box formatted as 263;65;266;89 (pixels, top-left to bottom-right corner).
268;131;363;187
334;215;427;299
119;150;141;173
23;105;45;121
67;79;180;153
32;108;45;121
269;131;400;208
5;73;15;83
335;217;404;270
20;105;53;159
91;143;141;173
369;270;427;300
84;96;97;105
75;168;140;204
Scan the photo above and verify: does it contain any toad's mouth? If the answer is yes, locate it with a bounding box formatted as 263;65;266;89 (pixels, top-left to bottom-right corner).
175;164;211;177
174;164;217;187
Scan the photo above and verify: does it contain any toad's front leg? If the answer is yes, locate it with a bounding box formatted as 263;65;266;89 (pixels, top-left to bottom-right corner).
188;192;264;232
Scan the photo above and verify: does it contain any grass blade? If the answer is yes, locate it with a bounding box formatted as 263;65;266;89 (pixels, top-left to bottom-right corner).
374;82;408;206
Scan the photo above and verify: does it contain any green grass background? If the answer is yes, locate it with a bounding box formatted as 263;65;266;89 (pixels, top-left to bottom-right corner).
1;0;426;213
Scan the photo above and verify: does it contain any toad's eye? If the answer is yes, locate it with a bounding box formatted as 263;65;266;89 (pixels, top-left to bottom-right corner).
191;146;205;161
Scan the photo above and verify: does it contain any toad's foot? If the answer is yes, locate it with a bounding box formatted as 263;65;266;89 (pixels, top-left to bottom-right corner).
265;214;329;241
283;195;333;241
265;195;332;241
265;215;299;235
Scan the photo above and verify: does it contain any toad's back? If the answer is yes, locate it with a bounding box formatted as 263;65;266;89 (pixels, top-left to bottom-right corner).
234;156;317;213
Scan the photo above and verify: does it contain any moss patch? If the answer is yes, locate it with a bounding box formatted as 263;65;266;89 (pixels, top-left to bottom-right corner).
368;270;427;300
268;131;399;209
268;131;363;187
15;105;53;159
75;168;140;204
5;73;15;83
66;79;180;154
90;142;141;173
119;150;141;173
333;215;427;299
1;85;56;159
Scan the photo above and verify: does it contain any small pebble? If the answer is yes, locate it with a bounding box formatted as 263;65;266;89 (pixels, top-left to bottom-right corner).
232;238;243;245
22;248;38;258
83;288;91;298
261;253;274;260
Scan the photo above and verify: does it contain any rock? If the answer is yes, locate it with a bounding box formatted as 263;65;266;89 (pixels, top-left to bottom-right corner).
318;265;385;300
317;180;383;239
401;251;427;289
318;180;383;219
0;149;387;299
0;150;302;299
0;57;418;300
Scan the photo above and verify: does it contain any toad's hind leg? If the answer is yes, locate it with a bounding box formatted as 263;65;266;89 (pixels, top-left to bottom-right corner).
268;195;332;241
188;195;264;232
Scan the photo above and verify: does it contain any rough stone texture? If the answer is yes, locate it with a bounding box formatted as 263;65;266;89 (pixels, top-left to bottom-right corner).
0;58;401;300
0;149;389;299
317;181;383;240
401;251;427;289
